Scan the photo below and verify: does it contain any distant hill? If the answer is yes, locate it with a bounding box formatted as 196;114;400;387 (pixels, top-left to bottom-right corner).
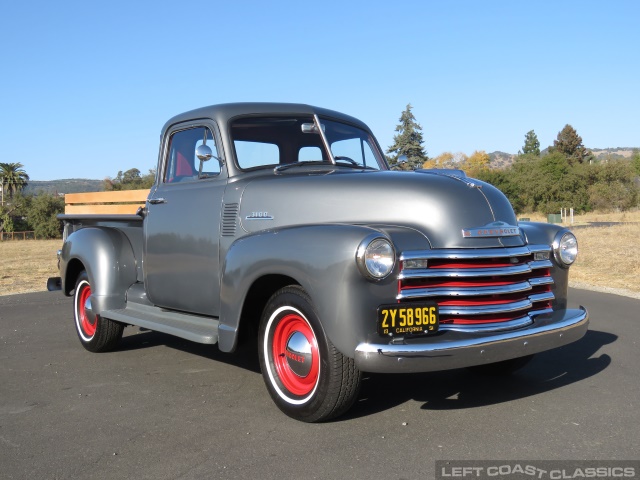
590;148;638;161
488;147;638;169
24;179;103;195
488;151;516;169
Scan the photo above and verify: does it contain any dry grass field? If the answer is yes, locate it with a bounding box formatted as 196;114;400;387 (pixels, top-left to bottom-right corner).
1;211;639;298
0;239;62;295
520;210;640;297
571;222;640;296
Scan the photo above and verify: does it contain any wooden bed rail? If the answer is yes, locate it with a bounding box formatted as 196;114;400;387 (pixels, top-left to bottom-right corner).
64;189;150;215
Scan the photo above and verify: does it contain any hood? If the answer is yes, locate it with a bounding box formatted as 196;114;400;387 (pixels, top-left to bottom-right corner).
237;169;524;249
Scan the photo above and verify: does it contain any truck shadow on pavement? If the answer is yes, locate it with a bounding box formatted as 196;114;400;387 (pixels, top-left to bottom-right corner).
114;328;613;420
345;329;615;420
117;329;262;373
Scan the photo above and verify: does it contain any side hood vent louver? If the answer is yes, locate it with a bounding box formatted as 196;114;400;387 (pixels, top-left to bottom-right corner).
222;203;239;237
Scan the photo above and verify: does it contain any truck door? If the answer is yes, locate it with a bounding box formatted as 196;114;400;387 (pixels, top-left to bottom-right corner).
144;122;226;316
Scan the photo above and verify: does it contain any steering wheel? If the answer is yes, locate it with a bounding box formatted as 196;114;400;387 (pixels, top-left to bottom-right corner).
334;156;359;165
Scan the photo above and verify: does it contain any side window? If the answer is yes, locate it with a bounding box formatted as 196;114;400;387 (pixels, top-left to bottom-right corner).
331;137;379;169
164;127;219;183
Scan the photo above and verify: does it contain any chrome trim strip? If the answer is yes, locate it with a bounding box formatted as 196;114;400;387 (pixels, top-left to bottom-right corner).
417;169;481;188
440;299;532;316
400;245;551;262
400;261;551;280
529;292;555;303
529;277;554;286
397;281;533;300
399;264;532;280
439;316;533;333
354;307;589;374
530;260;553;269
528;245;553;254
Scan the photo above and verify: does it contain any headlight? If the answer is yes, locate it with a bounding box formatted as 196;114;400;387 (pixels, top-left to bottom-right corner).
356;236;395;280
553;231;578;267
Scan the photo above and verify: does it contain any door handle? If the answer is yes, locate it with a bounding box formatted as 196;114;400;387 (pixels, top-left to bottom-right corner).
148;198;167;205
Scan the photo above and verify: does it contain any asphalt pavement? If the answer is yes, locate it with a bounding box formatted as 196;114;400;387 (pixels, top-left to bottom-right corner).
0;288;637;480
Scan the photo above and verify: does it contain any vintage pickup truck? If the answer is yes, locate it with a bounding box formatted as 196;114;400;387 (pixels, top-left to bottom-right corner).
49;103;588;422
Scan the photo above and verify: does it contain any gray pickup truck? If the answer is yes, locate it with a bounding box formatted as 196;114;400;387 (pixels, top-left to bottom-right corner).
49;102;588;422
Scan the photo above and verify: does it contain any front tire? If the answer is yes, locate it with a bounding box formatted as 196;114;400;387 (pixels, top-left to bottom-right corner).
73;271;124;352
258;286;361;422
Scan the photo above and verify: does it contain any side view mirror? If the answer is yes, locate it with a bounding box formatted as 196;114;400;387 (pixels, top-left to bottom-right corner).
301;123;325;134
196;144;213;162
389;154;408;170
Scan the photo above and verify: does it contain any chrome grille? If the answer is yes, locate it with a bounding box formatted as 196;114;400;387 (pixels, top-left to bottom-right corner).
398;245;554;332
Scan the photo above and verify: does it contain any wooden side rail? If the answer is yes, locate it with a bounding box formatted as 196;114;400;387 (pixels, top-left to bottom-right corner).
64;189;150;215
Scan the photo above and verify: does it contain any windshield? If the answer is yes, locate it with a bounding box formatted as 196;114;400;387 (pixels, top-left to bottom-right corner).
231;115;386;170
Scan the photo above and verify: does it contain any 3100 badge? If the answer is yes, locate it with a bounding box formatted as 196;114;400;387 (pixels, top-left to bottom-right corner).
377;302;439;336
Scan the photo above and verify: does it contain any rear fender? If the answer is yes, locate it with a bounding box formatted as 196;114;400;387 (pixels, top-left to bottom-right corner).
60;227;137;314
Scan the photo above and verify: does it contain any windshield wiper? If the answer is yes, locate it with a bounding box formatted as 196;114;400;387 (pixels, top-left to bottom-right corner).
274;161;331;173
275;161;378;173
333;163;378;170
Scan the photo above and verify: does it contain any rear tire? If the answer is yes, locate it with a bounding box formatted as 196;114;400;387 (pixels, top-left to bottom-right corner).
258;286;361;422
467;355;534;376
73;271;124;353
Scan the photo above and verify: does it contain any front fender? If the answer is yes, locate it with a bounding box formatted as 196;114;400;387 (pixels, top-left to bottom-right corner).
219;224;400;355
60;227;137;314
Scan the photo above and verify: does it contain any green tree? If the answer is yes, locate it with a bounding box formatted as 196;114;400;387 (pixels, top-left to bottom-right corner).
461;150;490;178
386;104;428;170
520;130;540;156
0;211;14;233
423;151;455;169
0;193;29;233
0;162;30;200
506;152;590;214
585;160;638;211
104;168;155;191
474;169;523;213
551;124;591;165
26;193;65;238
632;149;640;175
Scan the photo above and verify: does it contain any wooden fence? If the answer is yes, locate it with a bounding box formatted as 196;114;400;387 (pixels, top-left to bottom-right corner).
64;189;150;215
1;231;37;241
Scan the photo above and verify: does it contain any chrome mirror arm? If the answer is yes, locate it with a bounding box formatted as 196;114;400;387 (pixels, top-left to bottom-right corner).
314;114;335;165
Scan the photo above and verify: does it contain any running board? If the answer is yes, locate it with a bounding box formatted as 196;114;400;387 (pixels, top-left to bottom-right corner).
101;302;219;344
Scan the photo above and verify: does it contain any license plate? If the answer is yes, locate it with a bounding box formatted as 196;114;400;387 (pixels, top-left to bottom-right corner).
377;303;439;336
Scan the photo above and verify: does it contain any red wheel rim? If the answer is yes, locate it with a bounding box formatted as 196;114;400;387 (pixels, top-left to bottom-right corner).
272;313;319;397
78;283;97;337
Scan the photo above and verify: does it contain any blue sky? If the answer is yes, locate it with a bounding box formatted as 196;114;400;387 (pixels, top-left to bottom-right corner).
1;1;638;181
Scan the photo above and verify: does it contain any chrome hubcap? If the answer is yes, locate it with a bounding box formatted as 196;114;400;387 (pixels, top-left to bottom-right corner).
83;296;97;325
285;331;313;377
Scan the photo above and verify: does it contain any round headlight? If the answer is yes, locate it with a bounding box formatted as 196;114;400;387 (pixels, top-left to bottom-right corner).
554;231;578;267
357;236;395;280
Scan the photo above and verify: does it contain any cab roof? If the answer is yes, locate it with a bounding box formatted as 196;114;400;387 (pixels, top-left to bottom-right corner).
161;102;370;135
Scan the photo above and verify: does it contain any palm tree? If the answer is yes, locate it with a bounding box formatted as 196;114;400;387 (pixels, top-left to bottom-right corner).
0;162;30;201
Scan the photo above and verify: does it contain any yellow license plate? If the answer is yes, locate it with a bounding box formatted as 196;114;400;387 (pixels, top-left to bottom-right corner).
377;303;439;336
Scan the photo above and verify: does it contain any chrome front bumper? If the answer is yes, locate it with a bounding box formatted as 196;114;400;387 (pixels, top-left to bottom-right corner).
354;307;588;374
